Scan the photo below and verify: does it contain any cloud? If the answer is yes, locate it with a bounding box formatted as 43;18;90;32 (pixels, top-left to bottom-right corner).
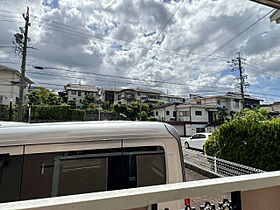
0;0;279;101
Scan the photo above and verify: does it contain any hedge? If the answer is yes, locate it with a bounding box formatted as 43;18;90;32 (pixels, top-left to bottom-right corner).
205;113;280;171
30;105;85;121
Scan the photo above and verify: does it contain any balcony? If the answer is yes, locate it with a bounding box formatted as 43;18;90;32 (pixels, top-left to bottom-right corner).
0;171;279;210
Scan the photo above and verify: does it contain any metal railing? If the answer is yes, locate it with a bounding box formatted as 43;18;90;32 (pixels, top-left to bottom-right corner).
184;149;265;177
0;171;279;210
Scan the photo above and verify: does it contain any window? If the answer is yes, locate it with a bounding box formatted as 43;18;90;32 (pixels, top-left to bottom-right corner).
0;96;3;104
179;111;190;117
148;95;157;99
73;98;76;101
126;93;134;98
166;111;170;116
79;99;83;103
197;101;201;105
195;111;202;116
217;100;221;105
71;90;76;95
233;99;239;108
156;111;158;116
118;95;121;100
78;91;81;96
0;154;23;203
20;147;165;200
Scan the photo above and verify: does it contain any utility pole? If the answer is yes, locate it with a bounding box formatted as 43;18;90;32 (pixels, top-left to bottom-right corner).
228;52;248;110
17;7;30;121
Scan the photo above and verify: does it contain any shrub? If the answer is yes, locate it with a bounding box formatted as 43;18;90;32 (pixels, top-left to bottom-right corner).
204;109;280;171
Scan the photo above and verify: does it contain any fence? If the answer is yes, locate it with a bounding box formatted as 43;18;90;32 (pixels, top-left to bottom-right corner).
184;149;265;177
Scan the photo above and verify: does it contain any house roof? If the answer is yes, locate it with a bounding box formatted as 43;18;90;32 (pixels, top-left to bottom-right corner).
0;65;34;84
116;88;164;95
154;103;176;109
270;9;280;23
65;84;100;92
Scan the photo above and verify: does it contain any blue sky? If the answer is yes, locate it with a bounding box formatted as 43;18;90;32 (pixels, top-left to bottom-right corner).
0;0;280;103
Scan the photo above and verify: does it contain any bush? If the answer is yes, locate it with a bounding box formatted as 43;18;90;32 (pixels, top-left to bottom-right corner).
31;105;85;121
204;109;280;171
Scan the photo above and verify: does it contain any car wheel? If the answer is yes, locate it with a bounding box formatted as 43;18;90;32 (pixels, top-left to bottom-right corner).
185;142;189;149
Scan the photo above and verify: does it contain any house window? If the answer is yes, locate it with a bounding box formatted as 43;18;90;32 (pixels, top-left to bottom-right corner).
126;93;134;98
73;98;76;101
148;95;157;99
217;100;221;105
79;99;83;103
0;96;3;104
197;101;201;105
156;111;158;116
179;111;190;117
78;91;81;96
118;95;121;100
195;111;202;116
166;111;170;116
71;90;76;95
233;99;239;109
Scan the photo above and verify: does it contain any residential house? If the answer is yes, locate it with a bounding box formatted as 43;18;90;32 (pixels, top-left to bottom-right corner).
114;88;165;105
101;87;122;105
63;84;100;107
154;103;217;136
158;94;185;104
189;92;261;114
0;65;34;105
261;102;280;117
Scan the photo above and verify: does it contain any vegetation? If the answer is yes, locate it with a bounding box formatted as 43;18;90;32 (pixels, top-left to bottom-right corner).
28;87;62;106
204;108;280;171
113;102;156;121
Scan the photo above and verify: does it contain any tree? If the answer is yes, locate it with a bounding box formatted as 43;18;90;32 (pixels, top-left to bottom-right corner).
82;94;95;109
68;100;76;109
27;91;41;105
27;87;62;106
46;93;62;105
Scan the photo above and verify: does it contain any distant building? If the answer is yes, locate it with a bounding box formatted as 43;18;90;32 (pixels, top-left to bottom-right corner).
0;65;34;105
101;87;122;105
261;102;280;117
114;88;185;105
114;88;165;105
63;84;100;107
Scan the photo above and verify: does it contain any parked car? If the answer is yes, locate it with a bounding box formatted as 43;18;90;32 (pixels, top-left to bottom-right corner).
0;121;186;210
184;132;212;150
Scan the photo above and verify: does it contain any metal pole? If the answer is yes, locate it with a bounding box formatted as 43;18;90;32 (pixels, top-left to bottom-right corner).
9;100;13;121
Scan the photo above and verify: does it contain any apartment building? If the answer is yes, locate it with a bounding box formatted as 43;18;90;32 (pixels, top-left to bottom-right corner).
0;65;34;105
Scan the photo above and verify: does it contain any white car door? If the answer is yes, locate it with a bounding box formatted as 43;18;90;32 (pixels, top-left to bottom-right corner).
189;134;200;149
197;134;207;150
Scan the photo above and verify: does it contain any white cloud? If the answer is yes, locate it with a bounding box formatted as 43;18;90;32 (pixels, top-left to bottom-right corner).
0;0;279;101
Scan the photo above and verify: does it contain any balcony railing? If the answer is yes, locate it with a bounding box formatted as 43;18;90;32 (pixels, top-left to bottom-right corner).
0;171;280;210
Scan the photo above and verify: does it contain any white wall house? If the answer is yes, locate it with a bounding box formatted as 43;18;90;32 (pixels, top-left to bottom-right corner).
0;65;33;105
64;84;100;107
154;103;217;136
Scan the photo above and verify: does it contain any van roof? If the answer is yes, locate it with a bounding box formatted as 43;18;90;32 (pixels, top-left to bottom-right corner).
0;121;178;147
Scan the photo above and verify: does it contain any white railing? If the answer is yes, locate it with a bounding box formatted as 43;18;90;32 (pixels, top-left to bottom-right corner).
184;149;265;177
0;171;280;210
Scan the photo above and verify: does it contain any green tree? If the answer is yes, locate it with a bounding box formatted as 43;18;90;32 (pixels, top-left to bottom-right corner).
27;91;41;105
46;93;62;105
68;100;76;109
82;94;95;109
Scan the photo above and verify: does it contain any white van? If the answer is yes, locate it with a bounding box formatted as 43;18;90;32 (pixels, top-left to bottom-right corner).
0;121;186;210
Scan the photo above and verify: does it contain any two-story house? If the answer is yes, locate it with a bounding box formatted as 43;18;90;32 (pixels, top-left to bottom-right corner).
0;65;34;105
114;88;165;105
154;103;217;136
63;84;100;107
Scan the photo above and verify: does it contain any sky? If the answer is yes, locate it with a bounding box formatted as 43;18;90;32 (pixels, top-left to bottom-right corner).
0;0;280;103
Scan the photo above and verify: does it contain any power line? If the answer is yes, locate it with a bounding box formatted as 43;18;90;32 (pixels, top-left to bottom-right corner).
166;9;275;81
